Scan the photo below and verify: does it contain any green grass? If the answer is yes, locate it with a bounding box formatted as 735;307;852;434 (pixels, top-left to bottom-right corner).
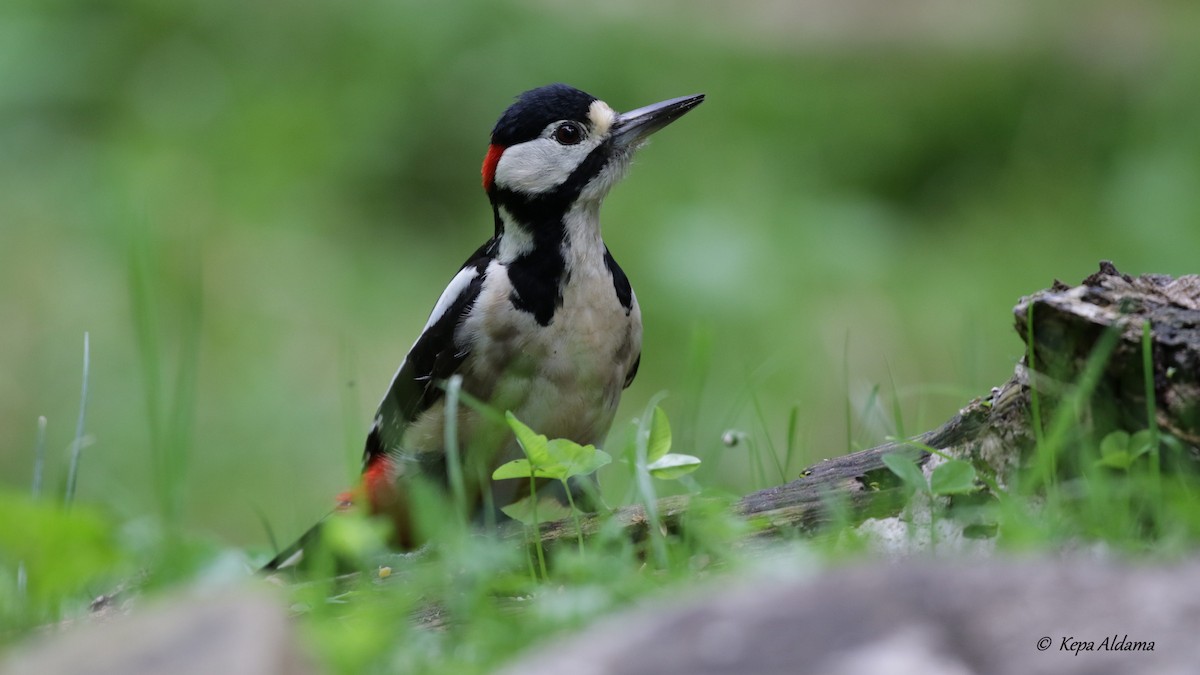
7;1;1200;545
4;319;1200;671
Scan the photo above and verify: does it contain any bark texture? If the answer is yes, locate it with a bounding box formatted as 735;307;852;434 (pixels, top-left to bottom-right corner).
535;261;1200;543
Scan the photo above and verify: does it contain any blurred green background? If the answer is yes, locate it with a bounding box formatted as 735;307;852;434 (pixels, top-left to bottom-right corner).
3;0;1199;547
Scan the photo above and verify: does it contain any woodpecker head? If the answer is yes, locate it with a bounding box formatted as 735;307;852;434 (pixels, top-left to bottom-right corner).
482;84;704;216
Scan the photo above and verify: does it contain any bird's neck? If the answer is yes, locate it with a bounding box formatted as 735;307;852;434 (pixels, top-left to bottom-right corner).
491;198;606;326
493;199;604;266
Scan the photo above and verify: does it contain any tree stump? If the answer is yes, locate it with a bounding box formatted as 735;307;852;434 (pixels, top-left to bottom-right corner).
537;261;1200;543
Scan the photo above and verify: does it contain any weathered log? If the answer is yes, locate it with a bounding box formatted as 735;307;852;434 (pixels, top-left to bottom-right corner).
1018;260;1200;446
532;380;1005;544
532;262;1200;544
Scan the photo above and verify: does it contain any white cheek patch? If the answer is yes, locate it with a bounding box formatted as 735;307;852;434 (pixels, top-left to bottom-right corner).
588;100;615;136
494;138;586;195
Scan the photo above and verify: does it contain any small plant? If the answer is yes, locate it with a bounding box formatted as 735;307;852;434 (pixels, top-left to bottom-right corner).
491;403;702;575
642;405;702;481
1095;429;1157;471
882;450;980;497
0;492;122;627
493;412;612;572
618;399;702;566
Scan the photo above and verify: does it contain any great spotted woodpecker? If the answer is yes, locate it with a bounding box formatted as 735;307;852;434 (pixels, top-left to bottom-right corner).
265;84;704;570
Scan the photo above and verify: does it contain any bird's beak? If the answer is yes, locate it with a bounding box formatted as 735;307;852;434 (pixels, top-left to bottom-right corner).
611;93;705;148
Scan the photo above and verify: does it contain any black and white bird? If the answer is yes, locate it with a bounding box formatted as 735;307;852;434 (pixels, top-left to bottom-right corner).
266;84;704;569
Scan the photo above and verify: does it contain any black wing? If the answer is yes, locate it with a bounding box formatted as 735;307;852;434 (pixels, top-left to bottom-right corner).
363;239;496;467
623;353;640;389
265;245;494;572
604;246;639;390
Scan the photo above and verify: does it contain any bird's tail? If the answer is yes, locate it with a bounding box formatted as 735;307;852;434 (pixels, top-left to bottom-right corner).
260;514;331;572
261;470;408;574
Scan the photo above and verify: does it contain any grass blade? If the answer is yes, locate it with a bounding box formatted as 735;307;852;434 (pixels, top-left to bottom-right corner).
1026;303;1048;487
64;332;91;507
784;405;799;478
1142;320;1162;503
748;388;785;483
443;375;468;521
18;415;49;597
32;416;47;498
634;392;669;568
843;330;852;454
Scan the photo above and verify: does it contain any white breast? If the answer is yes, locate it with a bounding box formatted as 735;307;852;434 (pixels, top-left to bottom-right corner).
398;206;642;510
462;254;641;446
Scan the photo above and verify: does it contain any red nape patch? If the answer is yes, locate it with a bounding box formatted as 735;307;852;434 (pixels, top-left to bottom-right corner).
481;144;505;191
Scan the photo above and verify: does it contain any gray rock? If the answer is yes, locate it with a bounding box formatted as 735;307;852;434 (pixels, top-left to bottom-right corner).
2;589;317;675
500;557;1200;675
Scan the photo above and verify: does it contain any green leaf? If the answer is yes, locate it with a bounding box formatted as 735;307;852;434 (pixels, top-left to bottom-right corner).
506;411;551;466
1095;451;1134;470
497;414;613;481
492;458;537;480
646;405;672;463
545;439;612;479
929;459;979;495
1099;430;1130;458
0;491;121;604
1129;429;1156;459
322;511;391;562
500;495;575;525
647;453;701;480
1096;429;1157;471
882;452;927;493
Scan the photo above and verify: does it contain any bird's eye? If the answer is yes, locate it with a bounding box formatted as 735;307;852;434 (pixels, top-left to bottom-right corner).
553;122;584;145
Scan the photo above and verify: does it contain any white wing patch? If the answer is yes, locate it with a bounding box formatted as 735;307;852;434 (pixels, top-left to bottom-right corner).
376;265;479;412
422;266;479;333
